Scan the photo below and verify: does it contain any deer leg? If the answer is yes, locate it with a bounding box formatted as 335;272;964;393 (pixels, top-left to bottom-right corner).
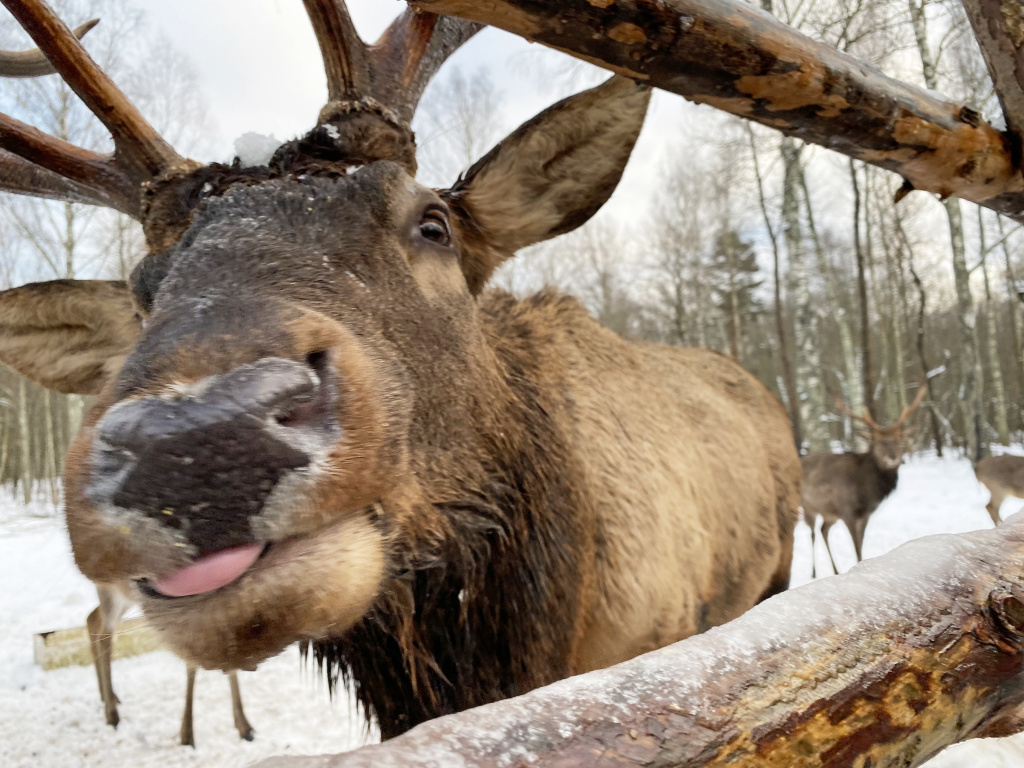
820;521;839;576
88;587;126;728
850;516;868;562
228;671;255;741
86;605;120;728
986;491;1004;527
809;516;817;580
180;665;196;748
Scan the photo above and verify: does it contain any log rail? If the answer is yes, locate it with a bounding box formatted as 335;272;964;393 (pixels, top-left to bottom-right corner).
257;514;1024;767
411;0;1024;223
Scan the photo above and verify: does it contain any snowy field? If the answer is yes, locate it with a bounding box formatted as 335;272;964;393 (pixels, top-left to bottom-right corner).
2;452;1024;767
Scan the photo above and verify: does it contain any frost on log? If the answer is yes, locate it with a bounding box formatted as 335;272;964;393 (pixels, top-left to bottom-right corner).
410;0;1024;223
257;514;1024;768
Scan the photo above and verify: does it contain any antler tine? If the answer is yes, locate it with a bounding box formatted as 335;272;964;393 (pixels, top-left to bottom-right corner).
0;117;136;214
303;0;370;102
831;392;879;429
2;0;183;180
0;147;129;210
0;17;96;77
371;10;482;124
896;384;929;426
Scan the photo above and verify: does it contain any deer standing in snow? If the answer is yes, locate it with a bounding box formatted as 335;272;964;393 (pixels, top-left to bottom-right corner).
975;455;1024;526
803;387;927;577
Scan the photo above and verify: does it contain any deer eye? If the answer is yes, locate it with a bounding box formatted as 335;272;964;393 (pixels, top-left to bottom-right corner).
418;208;451;247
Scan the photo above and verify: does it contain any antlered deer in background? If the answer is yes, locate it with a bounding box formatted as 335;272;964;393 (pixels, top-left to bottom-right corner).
0;1;800;738
89;583;253;746
803;387;927;577
975;455;1024;526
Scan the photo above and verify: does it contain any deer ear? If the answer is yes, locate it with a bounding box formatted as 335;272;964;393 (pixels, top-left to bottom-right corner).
0;280;141;395
443;75;650;293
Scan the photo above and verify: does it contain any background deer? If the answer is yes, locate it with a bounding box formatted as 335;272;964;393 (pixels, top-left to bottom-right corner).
0;1;800;738
975;455;1024;526
803;387;927;577
89;583;253;747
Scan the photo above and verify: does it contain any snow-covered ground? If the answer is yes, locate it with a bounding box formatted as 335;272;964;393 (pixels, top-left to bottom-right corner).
1;452;1023;767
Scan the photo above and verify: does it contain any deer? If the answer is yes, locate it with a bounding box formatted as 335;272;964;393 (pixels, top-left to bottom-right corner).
89;583;253;747
975;455;1024;526
0;24;253;749
803;386;928;578
0;1;801;739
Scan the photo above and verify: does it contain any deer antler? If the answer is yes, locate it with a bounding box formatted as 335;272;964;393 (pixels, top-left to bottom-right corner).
371;10;483;124
0;17;96;77
0;0;191;217
298;2;481;170
895;384;929;426
831;393;882;430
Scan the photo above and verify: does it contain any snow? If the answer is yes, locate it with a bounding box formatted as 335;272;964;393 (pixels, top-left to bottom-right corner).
2;453;1024;767
233;133;284;168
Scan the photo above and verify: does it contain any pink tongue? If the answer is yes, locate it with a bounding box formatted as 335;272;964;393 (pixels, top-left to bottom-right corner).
152;543;263;597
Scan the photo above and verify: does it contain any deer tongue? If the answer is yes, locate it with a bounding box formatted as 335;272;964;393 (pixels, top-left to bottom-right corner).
151;543;263;597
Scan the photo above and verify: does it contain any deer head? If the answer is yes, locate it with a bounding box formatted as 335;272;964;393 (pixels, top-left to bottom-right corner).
0;1;650;671
833;386;928;472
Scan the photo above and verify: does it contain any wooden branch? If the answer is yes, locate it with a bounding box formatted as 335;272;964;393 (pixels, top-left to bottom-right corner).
0;17;97;78
255;514;1024;767
0;111;137;215
410;0;1024;223
302;0;370;101
1;0;182;179
0;149;135;214
962;1;1024;137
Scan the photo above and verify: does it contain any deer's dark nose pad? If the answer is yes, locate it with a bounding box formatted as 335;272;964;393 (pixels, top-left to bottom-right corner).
87;356;338;554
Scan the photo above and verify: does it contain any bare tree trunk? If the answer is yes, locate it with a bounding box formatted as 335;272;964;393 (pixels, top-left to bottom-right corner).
900;220;945;455
727;238;739;360
747;125;801;448
997;216;1024;432
782;138;827;452
946;197;986;459
257;515;1024;768
42;388;58;504
18;377;30;505
908;0;986;461
798;158;861;442
978;209;1010;446
850;160;874;419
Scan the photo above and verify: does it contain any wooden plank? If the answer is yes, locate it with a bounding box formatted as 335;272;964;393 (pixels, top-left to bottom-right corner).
33;616;163;671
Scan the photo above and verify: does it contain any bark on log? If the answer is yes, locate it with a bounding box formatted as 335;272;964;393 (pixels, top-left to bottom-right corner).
256;513;1024;767
410;0;1024;223
962;1;1024;138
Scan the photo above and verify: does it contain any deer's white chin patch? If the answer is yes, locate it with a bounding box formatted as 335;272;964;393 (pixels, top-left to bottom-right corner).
151;543;264;597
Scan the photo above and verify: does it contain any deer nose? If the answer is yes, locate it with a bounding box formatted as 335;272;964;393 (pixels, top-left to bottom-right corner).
87;356;338;554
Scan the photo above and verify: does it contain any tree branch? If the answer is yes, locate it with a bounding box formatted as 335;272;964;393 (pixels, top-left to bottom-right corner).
961;1;1024;136
256;514;1024;767
411;0;1024;223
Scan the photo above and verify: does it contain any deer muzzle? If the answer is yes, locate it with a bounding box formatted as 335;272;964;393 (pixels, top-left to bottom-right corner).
86;355;340;588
